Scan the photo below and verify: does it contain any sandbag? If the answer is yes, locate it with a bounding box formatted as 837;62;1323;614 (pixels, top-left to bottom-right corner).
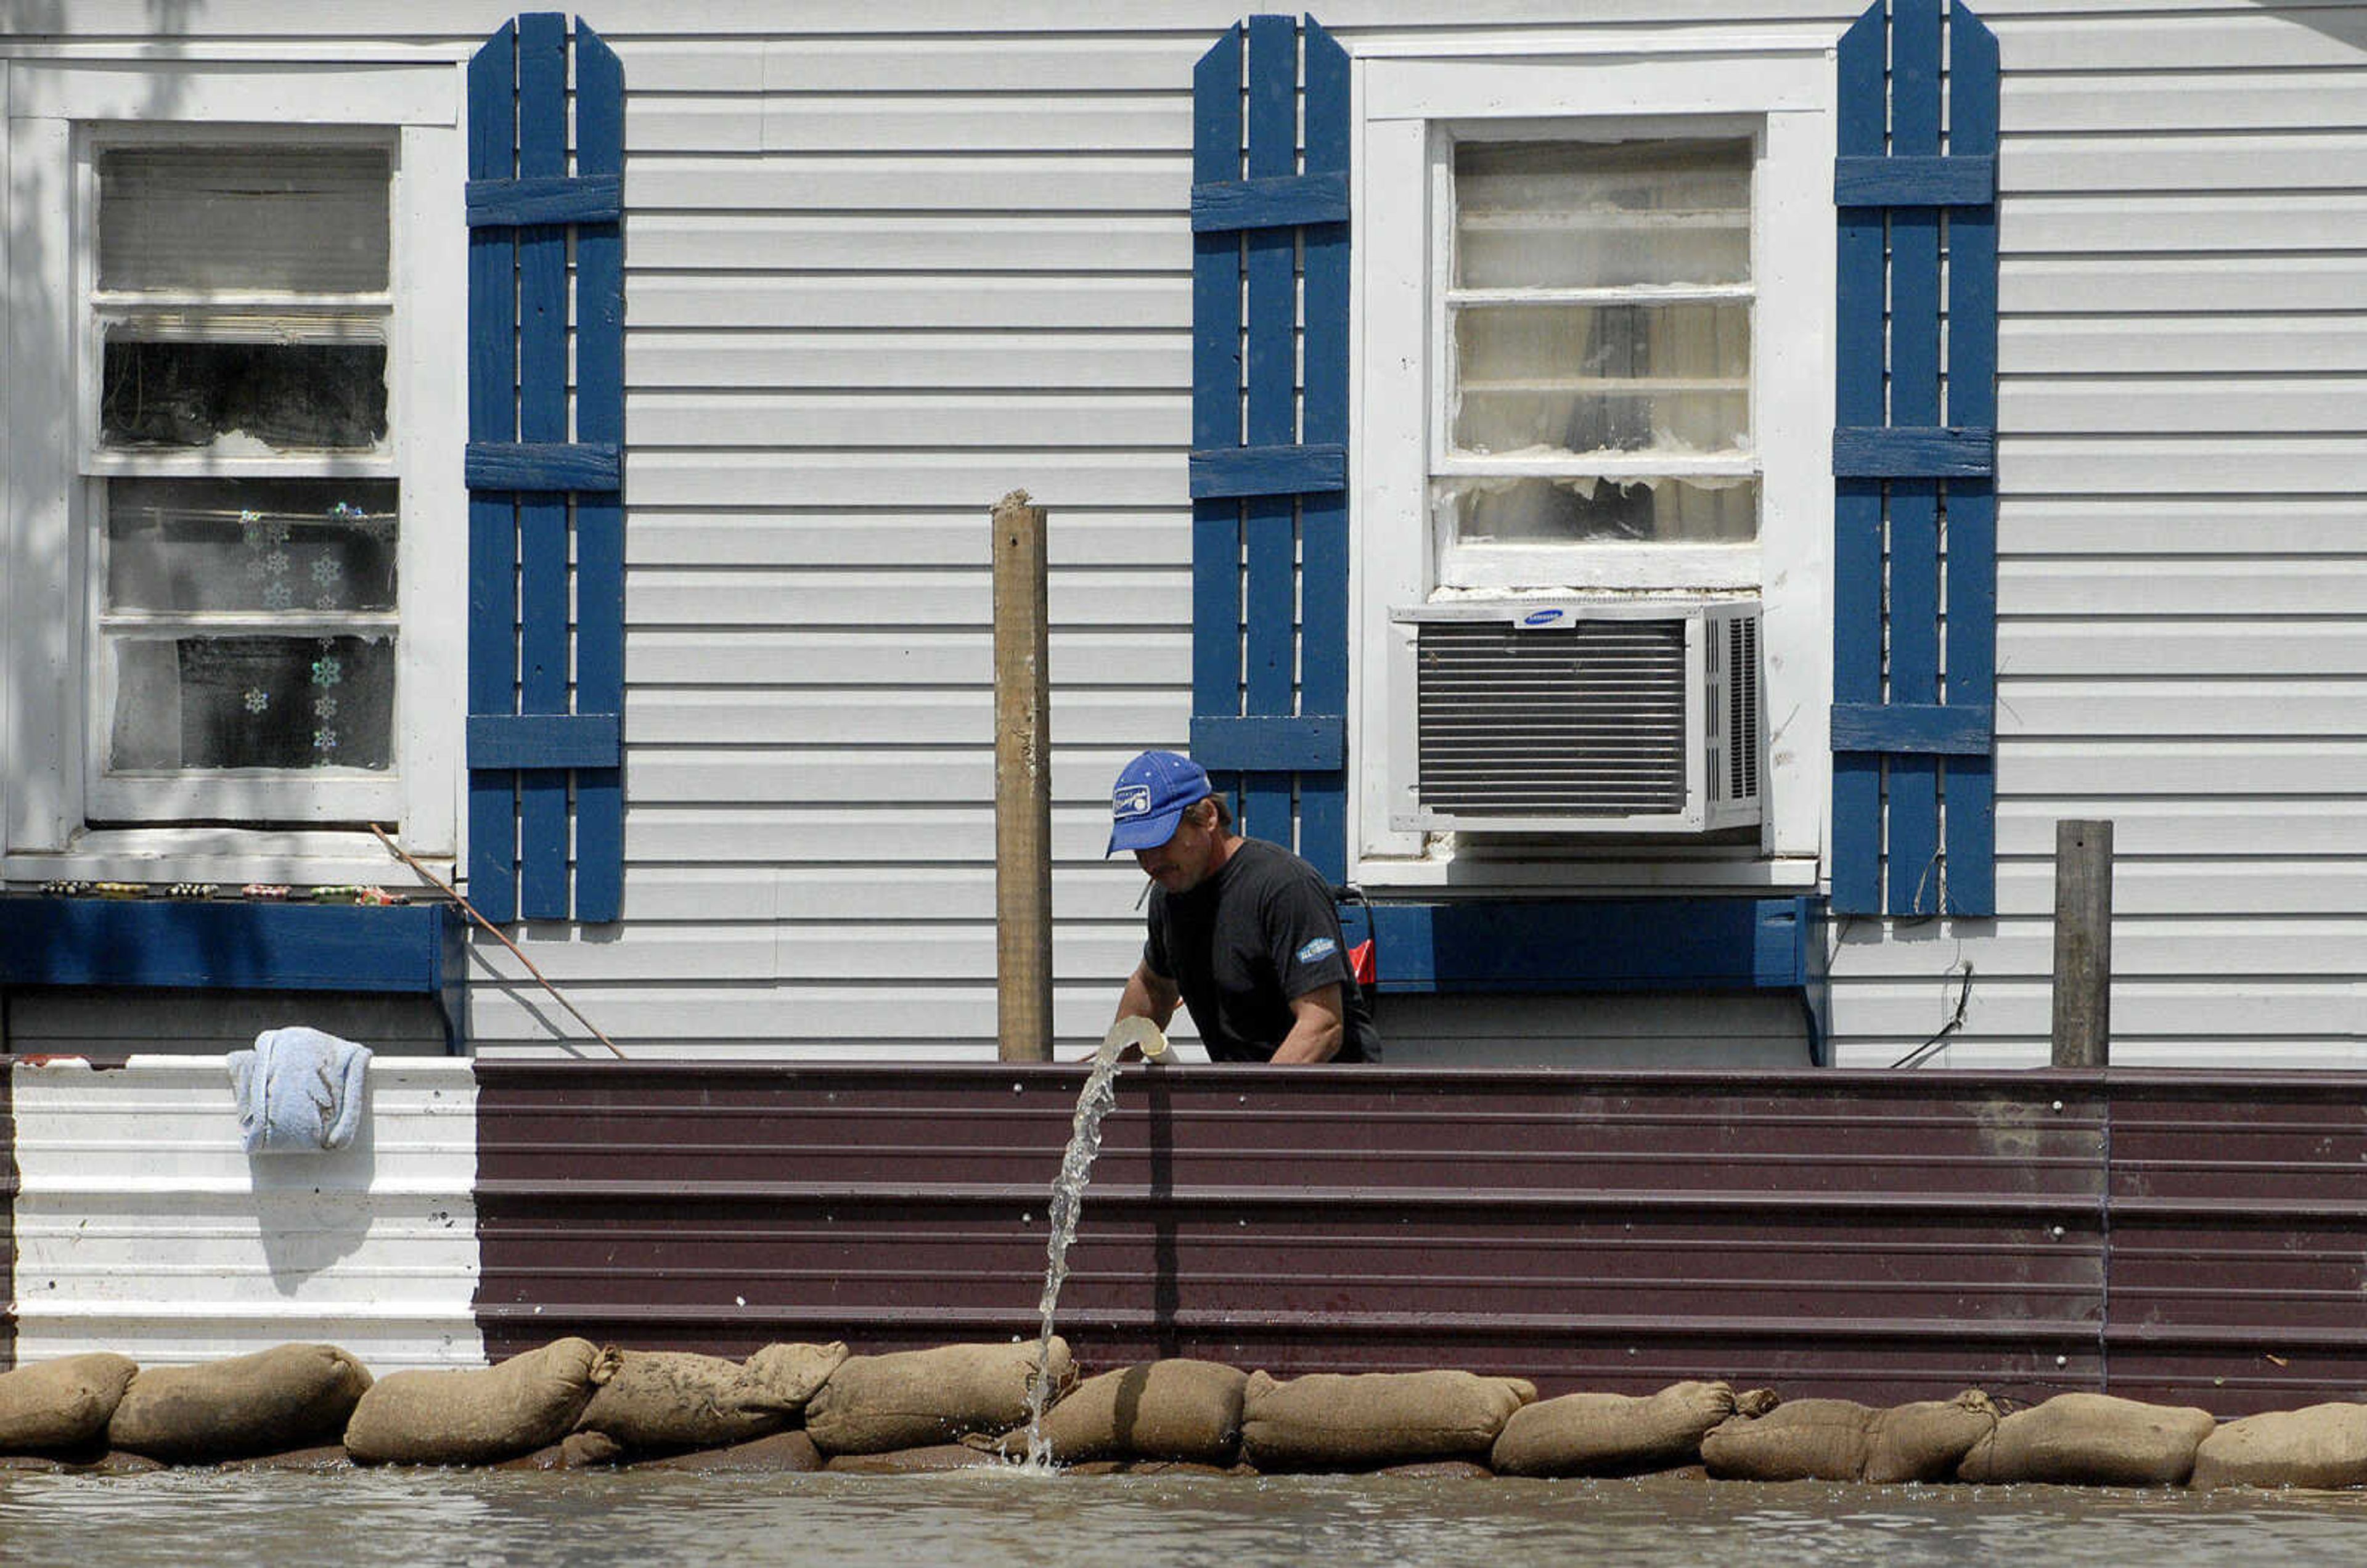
1492;1381;1735;1479
344;1339;618;1466
1238;1369;1536;1472
804;1340;1073;1456
108;1344;372;1463
1701;1398;1878;1482
1000;1360;1248;1465
743;1341;849;1411
825;1443;1008;1474
1865;1390;2001;1484
0;1354;139;1454
2191;1403;2367;1491
575;1350;798;1452
629;1431;825;1474
1956;1393;2215;1487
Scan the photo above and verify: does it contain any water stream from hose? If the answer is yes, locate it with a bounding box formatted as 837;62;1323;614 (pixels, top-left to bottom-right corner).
1023;1018;1167;1468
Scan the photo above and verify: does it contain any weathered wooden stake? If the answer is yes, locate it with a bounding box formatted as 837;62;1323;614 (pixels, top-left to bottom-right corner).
2050;819;2113;1069
992;491;1055;1063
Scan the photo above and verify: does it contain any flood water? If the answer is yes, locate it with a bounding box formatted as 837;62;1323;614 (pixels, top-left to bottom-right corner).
7;1467;2367;1567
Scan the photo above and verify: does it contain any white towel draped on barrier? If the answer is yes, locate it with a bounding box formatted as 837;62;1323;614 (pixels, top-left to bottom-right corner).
227;1026;373;1154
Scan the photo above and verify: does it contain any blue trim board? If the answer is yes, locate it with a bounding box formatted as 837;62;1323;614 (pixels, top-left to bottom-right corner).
1190;169;1349;232
466;12;629;925
1831;427;1995;479
465;171;622;227
1189;25;1246;821
1190;714;1346;772
464;441;622;492
1188;443;1347;499
1832;155;1995;208
1364;895;1824;1031
0;899;466;1052
466;20;522;926
1828;0;1999;920
571;18;628;925
469;713;622;770
1830;703;1994;756
1298;15;1351;882
1829;4;1887;918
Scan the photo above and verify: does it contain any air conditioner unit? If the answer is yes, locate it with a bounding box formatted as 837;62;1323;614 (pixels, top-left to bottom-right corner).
1388;598;1762;835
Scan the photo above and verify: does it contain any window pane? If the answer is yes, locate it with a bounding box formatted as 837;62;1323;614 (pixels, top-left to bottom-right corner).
102;338;388;452
98;146;391;293
1455;138;1751;290
1453;302;1750;456
1436;476;1758;545
108;634;394;772
107;479;398;615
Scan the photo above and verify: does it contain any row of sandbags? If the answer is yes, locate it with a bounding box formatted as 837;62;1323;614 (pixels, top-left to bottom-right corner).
1;1340;2361;1488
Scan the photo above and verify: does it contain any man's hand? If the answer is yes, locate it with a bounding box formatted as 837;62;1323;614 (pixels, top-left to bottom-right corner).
1085;965;1180;1061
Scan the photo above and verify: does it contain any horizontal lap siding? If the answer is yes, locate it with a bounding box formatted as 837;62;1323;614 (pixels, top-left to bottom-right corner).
1826;5;2367;1070
18;2;2355;1066
483;19;1211;1058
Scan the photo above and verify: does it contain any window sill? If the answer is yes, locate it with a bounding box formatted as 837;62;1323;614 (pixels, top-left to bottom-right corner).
1349;852;1821;896
4;827;451;891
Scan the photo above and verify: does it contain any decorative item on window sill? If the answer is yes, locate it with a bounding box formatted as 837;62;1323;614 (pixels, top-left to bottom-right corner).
165;883;217;900
311;885;403;906
38;880;94;897
239;883;293;901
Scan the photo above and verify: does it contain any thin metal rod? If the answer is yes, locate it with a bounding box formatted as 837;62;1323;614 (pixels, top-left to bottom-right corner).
370;824;626;1060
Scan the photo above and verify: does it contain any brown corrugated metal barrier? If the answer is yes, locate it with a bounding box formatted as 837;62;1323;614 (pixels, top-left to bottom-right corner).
0;1063;14;1370
474;1064;2367;1413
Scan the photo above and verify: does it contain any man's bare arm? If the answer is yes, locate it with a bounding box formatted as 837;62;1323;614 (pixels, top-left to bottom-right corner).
1116;961;1181;1031
1269;983;1346;1064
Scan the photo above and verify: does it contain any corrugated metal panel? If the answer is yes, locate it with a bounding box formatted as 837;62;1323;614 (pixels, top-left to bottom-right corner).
7;1056;483;1371
475;1063;2111;1406
2100;1072;2367;1410
0;1059;14;1371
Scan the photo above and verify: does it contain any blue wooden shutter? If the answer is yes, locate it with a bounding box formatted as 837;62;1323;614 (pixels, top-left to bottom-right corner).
1188;14;1352;881
466;14;626;923
1831;0;1999;917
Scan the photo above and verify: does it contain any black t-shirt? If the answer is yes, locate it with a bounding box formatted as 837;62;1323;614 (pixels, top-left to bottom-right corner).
1144;836;1380;1063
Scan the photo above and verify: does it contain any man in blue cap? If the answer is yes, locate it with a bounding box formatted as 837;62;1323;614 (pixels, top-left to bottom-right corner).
1107;749;1378;1063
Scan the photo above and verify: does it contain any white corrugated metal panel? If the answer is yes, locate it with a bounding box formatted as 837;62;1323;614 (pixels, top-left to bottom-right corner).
8;1057;483;1373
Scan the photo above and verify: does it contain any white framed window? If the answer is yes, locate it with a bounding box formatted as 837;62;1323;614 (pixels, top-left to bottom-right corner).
4;62;464;883
1352;39;1837;889
1433;126;1760;594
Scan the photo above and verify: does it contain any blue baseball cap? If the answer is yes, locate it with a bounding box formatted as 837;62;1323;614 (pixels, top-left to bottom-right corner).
1107;749;1212;855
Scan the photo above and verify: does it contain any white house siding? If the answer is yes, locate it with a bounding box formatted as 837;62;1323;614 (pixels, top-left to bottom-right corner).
8;1056;483;1371
5;2;2361;1069
1826;0;2367;1070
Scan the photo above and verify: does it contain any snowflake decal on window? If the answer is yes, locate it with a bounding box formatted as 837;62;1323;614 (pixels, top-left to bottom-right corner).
243;688;271;714
264;550;290;576
311;656;343;687
311;557;343;586
313;728;339;753
263;581;293;611
314;695;338;719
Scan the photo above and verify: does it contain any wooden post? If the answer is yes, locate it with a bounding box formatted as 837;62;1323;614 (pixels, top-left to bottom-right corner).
2051;819;2113;1069
992;491;1054;1063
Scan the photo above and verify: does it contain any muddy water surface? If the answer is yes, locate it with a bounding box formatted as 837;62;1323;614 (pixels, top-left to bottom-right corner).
6;1466;2367;1566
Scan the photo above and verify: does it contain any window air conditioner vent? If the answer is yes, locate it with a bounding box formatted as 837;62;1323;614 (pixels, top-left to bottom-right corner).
1394;600;1762;835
